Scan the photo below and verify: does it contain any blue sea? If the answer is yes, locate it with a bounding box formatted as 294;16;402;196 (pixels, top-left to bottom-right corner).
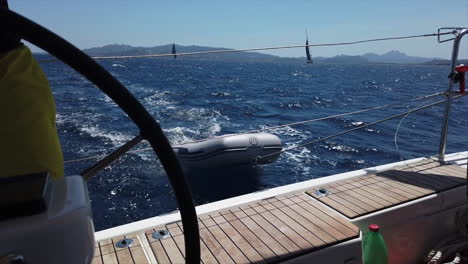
39;58;468;231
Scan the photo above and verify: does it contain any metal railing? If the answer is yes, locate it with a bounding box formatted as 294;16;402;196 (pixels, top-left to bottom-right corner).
438;28;468;161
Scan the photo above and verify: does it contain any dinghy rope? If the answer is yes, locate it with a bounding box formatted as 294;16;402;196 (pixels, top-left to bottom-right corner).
64;91;461;165
39;31;456;62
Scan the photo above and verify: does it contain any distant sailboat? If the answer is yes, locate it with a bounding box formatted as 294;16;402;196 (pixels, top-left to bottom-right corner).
305;29;313;64
172;43;177;59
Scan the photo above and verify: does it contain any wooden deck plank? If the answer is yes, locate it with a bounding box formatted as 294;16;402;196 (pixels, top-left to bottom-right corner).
149;239;171;264
276;203;337;244
370;178;424;198
94;246;101;257
171;234;186;258
173;222;218;264
346;185;394;207
443;164;468;176
159;234;185;264
199;237;220;264
262;205;326;247
398;164;459;187
375;172;433;195
390;169;451;190
436;166;467;179
254;208;313;251
115;247;134;264
109;161;468;263
228;218;278;260
103;191;364;264
129;245;148;264
327;194;368;215
295;198;358;237
317;196;358;218
118;235;149;264
237;213;290;257
288;202;348;241
99;240;120;264
101;253;118;264
309;160;466;219
341;189;386;209
425;165;466;180
199;223;235;264
361;183;405;202
91;256;103;264
247;208;303;253
218;221;265;264
334;191;378;210
380;170;440;190
370;181;418;200
296;195;359;233
205;222;250;263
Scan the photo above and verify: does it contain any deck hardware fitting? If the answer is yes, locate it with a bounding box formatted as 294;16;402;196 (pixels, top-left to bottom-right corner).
315;188;330;197
115;238;134;248
152;230;171;240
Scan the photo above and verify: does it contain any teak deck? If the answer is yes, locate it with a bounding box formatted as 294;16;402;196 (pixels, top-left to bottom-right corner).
92;234;149;264
93;158;466;264
145;192;359;264
307;159;467;218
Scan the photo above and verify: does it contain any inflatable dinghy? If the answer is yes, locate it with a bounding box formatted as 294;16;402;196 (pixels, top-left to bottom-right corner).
173;133;282;168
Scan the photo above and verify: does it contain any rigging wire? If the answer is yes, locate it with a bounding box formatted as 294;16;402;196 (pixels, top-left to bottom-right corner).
184;92;444;144
256;94;465;162
63;92;446;164
39;32;455;62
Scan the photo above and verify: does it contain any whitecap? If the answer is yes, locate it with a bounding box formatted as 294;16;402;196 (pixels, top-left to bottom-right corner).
352;121;364;126
79;125;132;146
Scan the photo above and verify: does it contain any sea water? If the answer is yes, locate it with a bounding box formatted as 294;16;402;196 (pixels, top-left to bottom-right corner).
38;57;468;231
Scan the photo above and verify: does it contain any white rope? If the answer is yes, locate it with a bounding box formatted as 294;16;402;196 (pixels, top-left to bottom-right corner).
394;98;436;159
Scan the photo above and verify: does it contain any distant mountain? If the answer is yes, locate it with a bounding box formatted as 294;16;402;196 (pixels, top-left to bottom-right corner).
423;59;468;65
362;50;435;64
82;44;446;64
315;55;369;64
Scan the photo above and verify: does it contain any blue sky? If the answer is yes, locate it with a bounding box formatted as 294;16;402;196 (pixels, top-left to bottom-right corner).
11;0;468;58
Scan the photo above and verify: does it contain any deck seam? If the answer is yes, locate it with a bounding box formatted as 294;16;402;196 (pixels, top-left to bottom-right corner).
207;214;251;263
226;210;279;261
136;232;158;264
237;206;290;257
199;218;237;264
246;204;304;252
255;201;317;249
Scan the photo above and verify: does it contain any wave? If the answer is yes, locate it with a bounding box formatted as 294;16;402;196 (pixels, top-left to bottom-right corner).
79;125;133;146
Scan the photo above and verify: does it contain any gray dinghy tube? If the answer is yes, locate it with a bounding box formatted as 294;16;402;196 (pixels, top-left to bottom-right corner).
173;133;282;168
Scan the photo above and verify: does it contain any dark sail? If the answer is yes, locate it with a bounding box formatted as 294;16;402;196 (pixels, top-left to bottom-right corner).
172;43;176;59
305;39;312;64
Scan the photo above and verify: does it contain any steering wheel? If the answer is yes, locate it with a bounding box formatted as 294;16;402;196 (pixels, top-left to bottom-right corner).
0;8;201;264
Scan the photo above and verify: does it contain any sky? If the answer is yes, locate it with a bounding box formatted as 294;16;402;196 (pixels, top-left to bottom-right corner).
10;0;468;59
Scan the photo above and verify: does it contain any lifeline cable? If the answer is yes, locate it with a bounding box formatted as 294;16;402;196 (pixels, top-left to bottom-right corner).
183;92;445;144
63;92;445;164
256;94;465;162
39;31;455;62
